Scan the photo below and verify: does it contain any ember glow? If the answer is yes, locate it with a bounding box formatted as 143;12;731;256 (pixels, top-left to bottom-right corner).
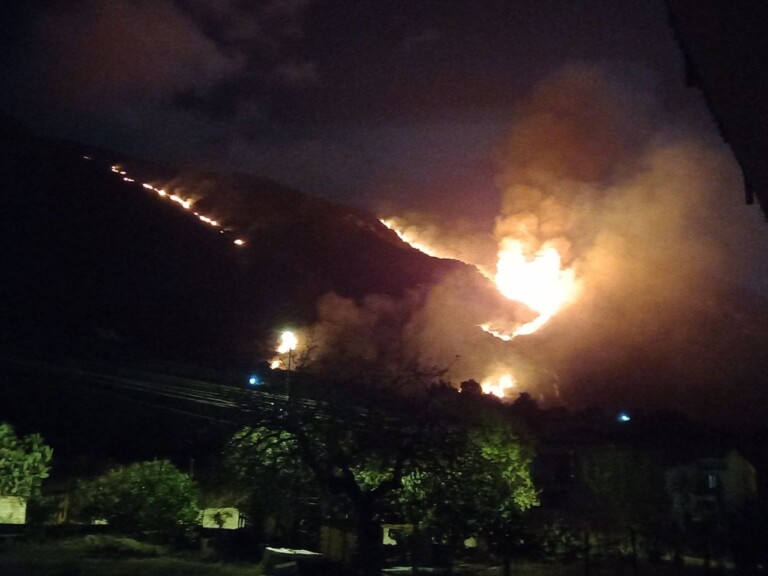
478;324;513;342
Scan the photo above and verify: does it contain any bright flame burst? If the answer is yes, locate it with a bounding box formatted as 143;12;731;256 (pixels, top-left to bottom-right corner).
380;218;577;338
481;374;517;398
493;238;577;336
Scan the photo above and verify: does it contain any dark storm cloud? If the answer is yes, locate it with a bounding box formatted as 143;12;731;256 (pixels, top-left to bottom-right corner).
179;0;318;75
274;60;319;86
0;0;329;187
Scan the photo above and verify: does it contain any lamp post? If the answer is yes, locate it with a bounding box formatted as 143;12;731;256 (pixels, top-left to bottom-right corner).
277;330;298;398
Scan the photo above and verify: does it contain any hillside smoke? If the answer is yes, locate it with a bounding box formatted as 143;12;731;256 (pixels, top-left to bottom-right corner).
297;64;768;418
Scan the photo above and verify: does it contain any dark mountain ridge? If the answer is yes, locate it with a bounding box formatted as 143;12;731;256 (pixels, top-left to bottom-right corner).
0;115;467;368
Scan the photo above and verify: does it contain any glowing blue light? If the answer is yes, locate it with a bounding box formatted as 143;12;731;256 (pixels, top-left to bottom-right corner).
248;375;260;386
617;411;631;423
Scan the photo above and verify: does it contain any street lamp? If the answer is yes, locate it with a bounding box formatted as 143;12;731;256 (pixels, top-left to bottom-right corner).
277;330;298;397
277;330;298;370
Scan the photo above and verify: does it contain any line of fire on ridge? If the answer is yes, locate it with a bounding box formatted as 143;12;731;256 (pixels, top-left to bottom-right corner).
80;154;246;247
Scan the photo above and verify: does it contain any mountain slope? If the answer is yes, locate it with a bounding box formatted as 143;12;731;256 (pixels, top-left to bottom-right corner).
0;115;467;367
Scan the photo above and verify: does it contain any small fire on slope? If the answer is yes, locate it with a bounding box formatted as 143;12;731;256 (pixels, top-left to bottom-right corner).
481;373;517;398
380;218;454;260
102;161;246;247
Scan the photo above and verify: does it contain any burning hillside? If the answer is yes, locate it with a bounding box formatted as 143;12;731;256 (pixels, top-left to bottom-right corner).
283;65;768;418
5;63;768;421
105;160;247;246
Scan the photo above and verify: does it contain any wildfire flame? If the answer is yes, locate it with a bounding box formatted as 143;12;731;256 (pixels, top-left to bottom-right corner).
378;217;579;399
478;324;513;342
494;238;577;336
481;374;517;398
98;161;246;247
380;218;577;338
381;218;452;259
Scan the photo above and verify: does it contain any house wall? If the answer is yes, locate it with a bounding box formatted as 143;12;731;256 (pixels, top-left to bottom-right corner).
722;450;757;508
665;449;758;526
0;496;26;524
200;507;241;529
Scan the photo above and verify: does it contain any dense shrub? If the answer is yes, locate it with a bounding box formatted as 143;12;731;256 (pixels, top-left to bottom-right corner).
77;460;199;536
0;422;52;499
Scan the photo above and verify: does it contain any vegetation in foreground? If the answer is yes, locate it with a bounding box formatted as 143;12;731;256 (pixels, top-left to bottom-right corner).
3;363;767;576
0;423;52;501
0;535;728;576
0;536;257;576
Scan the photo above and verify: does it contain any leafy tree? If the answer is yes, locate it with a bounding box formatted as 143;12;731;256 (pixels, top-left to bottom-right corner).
77;460;199;536
228;365;457;576
0;422;52;499
229;369;541;575
226;426;320;542
398;405;538;572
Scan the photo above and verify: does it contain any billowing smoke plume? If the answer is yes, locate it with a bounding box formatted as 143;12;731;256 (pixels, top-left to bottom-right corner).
494;64;656;261
301;267;537;382
296;63;768;420
496;64;768;417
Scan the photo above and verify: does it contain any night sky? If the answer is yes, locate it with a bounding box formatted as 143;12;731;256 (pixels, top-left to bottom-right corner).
2;0;699;221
